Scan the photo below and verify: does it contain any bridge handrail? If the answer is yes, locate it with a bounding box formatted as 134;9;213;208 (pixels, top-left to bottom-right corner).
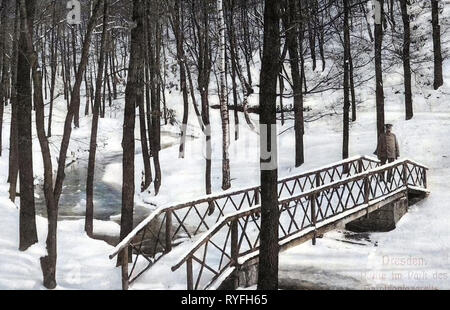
279;158;428;205
171;158;428;282
171;206;261;272
109;185;258;259
171;206;260;272
109;155;379;259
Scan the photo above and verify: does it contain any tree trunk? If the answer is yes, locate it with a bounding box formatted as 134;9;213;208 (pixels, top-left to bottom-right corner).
307;0;316;71
258;0;280;291
47;1;57;137
8;0;20;202
0;0;9;157
138;83;152;192
118;0;144;266
172;0;190;159
136;13;151;193
196;1;212;196
431;0;443;90
316;3;326;71
18;0;57;288
349;49;356;122
149;2;162;196
218;0;231;190
86;0;109;237
101;48;108;118
400;0;413;120
361;3;374;42
343;0;350;163
284;0;304;167
374;0;385;139
227;0;240;141
17;0;38;251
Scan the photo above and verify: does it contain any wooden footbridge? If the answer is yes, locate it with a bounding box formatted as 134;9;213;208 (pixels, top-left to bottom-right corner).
109;155;429;290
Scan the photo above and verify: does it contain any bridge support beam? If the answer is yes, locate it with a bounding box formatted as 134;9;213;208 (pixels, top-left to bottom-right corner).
346;197;408;232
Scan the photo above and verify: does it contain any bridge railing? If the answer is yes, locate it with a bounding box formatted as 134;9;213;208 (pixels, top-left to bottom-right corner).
109;155;380;287
171;159;428;290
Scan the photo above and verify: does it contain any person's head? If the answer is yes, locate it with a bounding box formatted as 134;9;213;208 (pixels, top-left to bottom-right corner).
385;124;393;133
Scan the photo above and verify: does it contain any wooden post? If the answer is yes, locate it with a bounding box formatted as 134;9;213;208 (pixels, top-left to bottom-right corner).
402;163;408;187
343;162;349;175
165;210;172;253
315;172;321;188
423;169;427;188
121;246;129;290
364;176;370;204
358;159;363;173
364;176;370;218
187;257;193;290
254;189;260;205
231;219;239;289
310;194;316;245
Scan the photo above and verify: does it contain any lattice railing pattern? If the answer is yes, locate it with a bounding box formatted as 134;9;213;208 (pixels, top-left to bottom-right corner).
172;160;428;290
181;210;263;290
112;156;380;285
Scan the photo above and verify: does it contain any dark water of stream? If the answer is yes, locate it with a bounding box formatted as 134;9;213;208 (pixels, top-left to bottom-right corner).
34;132;182;245
35;152;149;222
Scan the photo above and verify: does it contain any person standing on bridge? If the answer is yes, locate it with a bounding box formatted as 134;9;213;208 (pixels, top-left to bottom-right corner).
376;124;400;181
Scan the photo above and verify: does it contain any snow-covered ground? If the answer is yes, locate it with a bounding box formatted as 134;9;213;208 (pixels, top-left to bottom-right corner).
0;193;122;289
0;1;449;290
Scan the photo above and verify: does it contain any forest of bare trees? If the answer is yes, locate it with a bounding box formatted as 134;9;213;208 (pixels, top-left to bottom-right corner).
0;0;445;289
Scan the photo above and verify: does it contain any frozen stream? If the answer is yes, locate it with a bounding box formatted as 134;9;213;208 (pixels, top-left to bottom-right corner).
35;131;182;227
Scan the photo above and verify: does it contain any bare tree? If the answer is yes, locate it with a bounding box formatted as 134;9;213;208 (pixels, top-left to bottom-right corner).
431;0;443;90
400;0;413;120
118;0;144;265
147;0;162;195
47;0;58;137
86;0;109;237
17;0;38;251
218;0;231;190
283;0;304;167
258;0;280;291
0;0;10;157
374;0;385;138
8;0;20;202
343;0;350;163
171;0;190;159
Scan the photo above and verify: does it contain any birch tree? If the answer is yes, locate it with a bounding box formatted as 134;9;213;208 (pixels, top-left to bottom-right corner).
218;0;231;190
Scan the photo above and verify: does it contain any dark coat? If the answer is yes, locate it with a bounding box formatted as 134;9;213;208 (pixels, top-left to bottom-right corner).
376;132;400;159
